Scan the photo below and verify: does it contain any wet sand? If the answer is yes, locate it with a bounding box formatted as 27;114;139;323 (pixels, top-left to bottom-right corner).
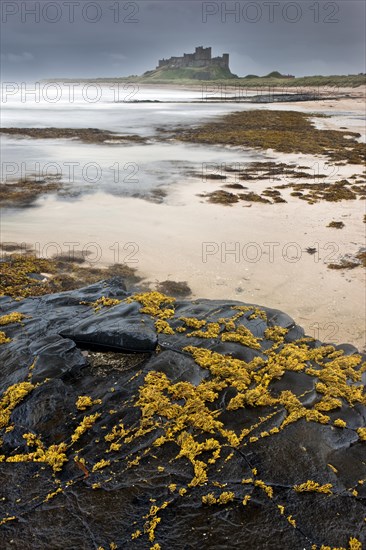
2;87;365;349
3;176;365;350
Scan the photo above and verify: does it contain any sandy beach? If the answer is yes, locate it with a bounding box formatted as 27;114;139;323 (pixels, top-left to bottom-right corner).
1;86;365;350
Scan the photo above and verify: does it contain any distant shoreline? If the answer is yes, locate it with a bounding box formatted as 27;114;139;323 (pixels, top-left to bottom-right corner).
42;74;366;90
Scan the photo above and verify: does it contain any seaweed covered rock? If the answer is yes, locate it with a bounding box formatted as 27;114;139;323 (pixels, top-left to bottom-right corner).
0;280;365;549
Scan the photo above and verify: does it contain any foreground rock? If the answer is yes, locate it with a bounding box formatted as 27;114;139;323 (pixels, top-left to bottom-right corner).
0;279;365;549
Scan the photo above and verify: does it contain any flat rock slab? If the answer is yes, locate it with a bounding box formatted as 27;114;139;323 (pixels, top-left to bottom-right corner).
61;301;158;353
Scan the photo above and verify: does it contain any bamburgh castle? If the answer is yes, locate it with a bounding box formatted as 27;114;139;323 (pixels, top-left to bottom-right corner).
157;46;229;70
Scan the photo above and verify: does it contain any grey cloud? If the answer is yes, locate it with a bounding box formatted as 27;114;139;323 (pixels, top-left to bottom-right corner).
0;0;364;80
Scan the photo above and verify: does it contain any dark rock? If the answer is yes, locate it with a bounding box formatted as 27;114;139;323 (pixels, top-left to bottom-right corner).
11;379;74;443
29;335;88;383
144;350;209;386
0;279;364;549
61;302;158;352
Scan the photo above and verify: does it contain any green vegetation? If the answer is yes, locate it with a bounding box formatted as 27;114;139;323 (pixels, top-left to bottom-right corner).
327;221;345;229
204;190;240;205
202;177;366;206
210;189;273;205
0;127;146;144
233;73;366;88
176;110;366;165
54;74;366;88
0;177;63;208
276;179;366;203
328;250;366;270
239;192;271;204
265;71;288;79
198;161;365;206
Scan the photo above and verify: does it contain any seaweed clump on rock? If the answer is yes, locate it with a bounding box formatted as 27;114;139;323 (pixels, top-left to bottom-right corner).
0;280;365;549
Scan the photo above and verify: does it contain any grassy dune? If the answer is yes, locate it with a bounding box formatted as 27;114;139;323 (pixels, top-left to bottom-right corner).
55;74;366;88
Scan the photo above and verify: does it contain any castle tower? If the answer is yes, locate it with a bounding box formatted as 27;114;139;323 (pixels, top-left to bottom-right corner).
222;54;229;68
195;46;211;60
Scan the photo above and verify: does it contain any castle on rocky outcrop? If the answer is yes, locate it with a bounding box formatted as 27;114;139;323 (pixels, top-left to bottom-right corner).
157;46;230;70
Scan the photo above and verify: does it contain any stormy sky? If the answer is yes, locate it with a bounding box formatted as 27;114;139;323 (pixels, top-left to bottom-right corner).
0;0;365;80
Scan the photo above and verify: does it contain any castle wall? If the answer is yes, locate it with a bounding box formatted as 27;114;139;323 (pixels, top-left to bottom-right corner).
157;47;229;71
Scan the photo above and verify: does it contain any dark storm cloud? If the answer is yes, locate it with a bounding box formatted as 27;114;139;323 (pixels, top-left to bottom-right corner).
0;0;365;80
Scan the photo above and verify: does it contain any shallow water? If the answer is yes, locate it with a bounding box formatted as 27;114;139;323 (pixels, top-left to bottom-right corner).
1;85;254;134
2;136;262;199
1;85;268;197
